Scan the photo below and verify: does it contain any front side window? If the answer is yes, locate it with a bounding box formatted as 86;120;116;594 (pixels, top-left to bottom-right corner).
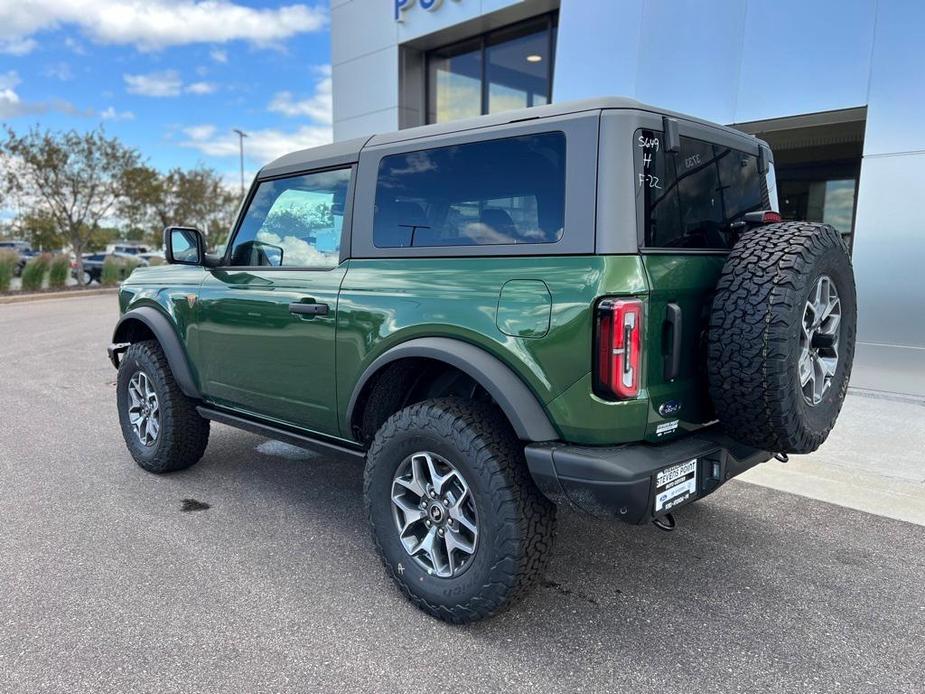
228;168;351;268
373;132;566;248
635;129;763;249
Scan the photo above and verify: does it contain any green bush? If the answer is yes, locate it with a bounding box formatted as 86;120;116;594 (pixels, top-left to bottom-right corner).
101;256;140;287
0;249;17;292
100;256;120;286
21;253;51;291
48;254;70;289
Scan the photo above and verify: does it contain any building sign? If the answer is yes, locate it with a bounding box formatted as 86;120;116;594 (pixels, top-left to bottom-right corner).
395;0;459;22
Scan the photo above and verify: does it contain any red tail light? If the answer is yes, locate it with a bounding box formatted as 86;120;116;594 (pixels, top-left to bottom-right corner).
594;298;643;400
761;211;782;223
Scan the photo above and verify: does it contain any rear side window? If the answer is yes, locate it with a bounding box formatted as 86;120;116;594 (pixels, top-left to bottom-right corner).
635;129;763;249
373;132;566;248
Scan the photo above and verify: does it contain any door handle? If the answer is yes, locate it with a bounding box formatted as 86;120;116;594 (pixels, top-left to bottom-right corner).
663;303;682;381
289;301;329;316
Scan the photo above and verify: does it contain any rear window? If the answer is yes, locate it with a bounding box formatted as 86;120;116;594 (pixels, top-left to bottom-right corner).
635;128;763;249
373;132;566;248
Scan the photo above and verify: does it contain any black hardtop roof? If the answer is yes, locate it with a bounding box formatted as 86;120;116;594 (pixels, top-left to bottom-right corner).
258;97;760;179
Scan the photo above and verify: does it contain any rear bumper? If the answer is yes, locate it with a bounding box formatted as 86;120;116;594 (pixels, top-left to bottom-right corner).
525;427;771;524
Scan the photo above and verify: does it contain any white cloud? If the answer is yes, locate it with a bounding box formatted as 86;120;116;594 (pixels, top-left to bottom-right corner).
0;71;20;92
100;106;134;121
123;71;218;97
210;48;228;63
0;70;86;118
267;65;331;125
186;81;217;95
180;123;332;165
64;37;86;54
183;124;217;140
0;88;25;118
43;62;74;81
0;1;327;51
0;37;37;55
124;70;183;97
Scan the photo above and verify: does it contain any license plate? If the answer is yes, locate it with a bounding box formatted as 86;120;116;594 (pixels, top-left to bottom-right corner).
654;458;698;513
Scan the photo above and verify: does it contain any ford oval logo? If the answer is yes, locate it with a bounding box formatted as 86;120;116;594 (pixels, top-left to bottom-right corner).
658;400;682;417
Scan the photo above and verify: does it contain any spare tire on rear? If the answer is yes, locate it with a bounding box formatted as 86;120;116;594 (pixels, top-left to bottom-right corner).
707;221;857;454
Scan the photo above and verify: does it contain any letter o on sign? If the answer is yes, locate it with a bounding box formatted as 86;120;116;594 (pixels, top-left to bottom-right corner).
396;0;448;21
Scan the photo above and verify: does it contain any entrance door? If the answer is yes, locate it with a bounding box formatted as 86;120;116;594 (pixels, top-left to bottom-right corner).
196;167;353;436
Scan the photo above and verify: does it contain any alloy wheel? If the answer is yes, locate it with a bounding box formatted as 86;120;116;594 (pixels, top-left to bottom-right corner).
127;370;160;446
799;275;841;406
390;451;479;578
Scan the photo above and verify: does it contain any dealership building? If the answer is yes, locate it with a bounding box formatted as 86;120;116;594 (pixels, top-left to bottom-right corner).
331;0;925;397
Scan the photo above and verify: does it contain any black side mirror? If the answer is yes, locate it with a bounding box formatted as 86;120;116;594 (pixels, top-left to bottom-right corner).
164;226;204;265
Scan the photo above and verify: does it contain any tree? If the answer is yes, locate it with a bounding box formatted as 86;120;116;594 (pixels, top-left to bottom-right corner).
1;126;140;284
18;210;63;251
120;164;240;248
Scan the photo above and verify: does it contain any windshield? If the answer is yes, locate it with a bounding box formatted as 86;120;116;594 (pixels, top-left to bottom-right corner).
635;129;764;249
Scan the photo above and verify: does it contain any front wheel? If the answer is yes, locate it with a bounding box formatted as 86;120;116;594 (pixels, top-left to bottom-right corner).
364;398;556;623
116;340;210;473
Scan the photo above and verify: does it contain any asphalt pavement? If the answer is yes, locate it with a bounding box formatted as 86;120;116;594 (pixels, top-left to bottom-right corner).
1;294;923;693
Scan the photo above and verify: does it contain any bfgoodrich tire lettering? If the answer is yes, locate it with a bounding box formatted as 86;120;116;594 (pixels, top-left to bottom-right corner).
707;222;857;454
364;398;556;623
117;340;210;473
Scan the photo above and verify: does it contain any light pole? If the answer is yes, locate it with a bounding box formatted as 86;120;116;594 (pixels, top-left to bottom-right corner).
232;128;248;196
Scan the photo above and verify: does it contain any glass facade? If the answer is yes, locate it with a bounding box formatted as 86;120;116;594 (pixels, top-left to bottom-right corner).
426;14;557;124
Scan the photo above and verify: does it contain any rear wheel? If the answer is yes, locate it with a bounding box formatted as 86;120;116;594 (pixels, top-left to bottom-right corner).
707;222;857;454
117;340;210;473
364;398;556;623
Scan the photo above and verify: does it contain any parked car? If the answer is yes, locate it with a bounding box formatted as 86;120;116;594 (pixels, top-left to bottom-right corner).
75;252;148;284
0;240;34;276
108;97;857;623
107;242;151;256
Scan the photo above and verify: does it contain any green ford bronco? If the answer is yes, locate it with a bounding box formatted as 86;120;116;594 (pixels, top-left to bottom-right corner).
109;97;856;623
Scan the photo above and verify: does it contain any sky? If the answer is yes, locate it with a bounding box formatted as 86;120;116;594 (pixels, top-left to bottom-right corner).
0;0;333;187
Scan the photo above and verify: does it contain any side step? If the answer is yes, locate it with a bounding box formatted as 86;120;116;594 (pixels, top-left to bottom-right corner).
196;406;366;462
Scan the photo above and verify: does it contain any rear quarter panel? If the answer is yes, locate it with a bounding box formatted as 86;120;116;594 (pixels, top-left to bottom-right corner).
336;255;651;445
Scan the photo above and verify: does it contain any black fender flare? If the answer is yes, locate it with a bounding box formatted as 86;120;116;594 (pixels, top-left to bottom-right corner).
112;306;201;399
346;337;559;442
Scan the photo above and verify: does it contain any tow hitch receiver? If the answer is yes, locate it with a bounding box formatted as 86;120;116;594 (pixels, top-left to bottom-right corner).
652;513;676;532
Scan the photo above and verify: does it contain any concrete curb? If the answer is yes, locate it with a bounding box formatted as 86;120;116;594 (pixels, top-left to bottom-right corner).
0;288;118;305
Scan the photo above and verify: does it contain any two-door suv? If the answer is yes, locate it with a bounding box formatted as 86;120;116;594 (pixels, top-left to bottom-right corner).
110;98;856;623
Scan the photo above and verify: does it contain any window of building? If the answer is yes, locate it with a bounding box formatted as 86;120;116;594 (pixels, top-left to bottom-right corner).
373;132;566;248
229;168;351;268
733;109;865;252
635;129;764;249
426;14;557;125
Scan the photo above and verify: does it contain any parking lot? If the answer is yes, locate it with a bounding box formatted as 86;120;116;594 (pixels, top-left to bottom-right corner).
1;294;923;693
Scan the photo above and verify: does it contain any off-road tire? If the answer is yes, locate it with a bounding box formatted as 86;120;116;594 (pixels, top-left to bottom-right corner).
707;222;856;454
364;398;556;623
117;340;210;473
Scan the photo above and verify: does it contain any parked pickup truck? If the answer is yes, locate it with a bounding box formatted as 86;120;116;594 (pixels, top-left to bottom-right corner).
108;97;856;623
